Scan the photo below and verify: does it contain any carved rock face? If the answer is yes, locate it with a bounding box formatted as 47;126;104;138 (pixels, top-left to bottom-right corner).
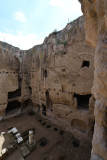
78;0;107;100
78;0;107;160
79;0;107;48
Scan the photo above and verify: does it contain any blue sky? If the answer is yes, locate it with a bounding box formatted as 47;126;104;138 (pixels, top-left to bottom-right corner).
0;0;82;49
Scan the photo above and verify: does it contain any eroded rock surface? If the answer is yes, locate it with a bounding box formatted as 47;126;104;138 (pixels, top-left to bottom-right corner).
0;42;32;119
79;0;107;159
25;16;95;142
0;16;95;151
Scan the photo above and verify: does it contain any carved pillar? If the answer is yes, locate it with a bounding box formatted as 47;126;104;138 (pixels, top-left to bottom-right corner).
29;130;34;145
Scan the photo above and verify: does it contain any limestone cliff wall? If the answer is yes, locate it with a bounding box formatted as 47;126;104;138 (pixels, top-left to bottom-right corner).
0;42;20;119
79;0;107;159
27;16;95;141
0;1;106;158
0;16;95;142
0;43;32;119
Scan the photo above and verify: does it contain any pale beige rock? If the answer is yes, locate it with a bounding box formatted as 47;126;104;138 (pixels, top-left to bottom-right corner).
29;16;95;141
0;17;95;143
79;0;107;159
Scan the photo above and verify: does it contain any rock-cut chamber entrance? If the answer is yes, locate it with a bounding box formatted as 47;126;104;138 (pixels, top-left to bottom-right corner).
5;101;21;116
74;94;91;110
42;104;47;116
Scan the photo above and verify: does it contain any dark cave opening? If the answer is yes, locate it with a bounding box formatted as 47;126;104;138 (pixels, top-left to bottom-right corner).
54;128;58;131
45;90;49;108
42;104;47;116
74;94;91;110
72;138;80;148
44;69;48;77
8;78;22;99
45;90;49;97
46;125;51;128
81;60;90;68
6;101;21;115
38;137;48;147
8;88;21;99
45;90;53;111
29;86;32;95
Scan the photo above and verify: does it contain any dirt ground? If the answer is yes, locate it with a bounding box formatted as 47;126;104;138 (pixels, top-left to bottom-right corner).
0;112;92;160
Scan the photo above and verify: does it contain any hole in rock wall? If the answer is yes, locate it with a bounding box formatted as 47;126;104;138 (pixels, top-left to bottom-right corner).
45;90;49;108
89;120;95;136
59;130;65;135
54;128;58;131
72;137;80;148
45;90;53;110
41;69;48;79
46;125;51;128
42;122;46;126
81;60;90;68
91;121;95;133
5;101;21;115
29;86;32;95
8;78;22;99
42;104;47;116
62;69;65;72
71;119;87;133
45;90;49;97
8;88;21;99
74;94;91;110
38;137;48;147
44;70;47;77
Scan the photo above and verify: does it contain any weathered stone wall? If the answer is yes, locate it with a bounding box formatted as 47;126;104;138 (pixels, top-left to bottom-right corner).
0;42;32;119
79;0;107;159
0;2;106;158
0;16;95;143
0;42;20;119
27;16;95;141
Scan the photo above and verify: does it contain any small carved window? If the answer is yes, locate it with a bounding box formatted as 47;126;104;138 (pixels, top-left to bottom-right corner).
62;85;66;92
41;69;48;79
44;70;47;77
62;69;65;72
81;60;90;68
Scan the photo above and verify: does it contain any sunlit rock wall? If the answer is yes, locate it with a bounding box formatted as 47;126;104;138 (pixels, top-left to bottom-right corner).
0;42;20;119
0;42;32;119
26;16;95;141
0;16;96;143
